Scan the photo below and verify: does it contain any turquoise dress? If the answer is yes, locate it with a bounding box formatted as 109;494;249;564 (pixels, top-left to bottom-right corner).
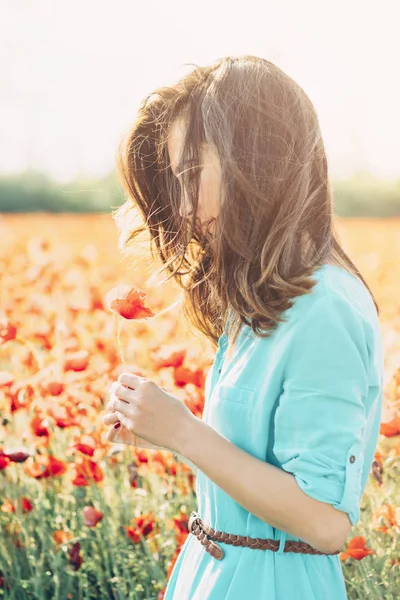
164;264;384;600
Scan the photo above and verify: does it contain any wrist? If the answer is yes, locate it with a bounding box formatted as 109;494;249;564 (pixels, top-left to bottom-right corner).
176;411;203;461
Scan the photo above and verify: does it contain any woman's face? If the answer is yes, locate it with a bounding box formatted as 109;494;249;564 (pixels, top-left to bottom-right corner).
167;116;222;233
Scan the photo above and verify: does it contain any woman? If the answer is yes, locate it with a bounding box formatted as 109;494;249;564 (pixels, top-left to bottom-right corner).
103;55;384;599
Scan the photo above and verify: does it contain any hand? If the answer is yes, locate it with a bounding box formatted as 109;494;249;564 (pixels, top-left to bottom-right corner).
104;373;196;455
103;409;168;450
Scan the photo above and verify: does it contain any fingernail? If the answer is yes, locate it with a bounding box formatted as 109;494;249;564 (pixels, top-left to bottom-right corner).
114;422;121;429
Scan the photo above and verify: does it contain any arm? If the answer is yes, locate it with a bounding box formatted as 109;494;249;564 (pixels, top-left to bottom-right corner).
173;451;198;474
177;416;350;554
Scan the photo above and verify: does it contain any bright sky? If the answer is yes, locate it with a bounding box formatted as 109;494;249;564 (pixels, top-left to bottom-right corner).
1;0;399;182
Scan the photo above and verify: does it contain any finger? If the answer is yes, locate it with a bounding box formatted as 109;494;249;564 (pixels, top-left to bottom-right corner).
118;372;142;389
103;411;120;426
109;396;132;418
109;381;117;393
106;390;130;412
108;380;121;397
105;424;122;444
114;383;134;402
109;380;130;398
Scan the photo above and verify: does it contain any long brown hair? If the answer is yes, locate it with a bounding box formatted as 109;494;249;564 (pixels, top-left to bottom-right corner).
113;55;379;356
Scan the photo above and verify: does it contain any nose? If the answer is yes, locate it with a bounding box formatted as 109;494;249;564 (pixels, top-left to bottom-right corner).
179;204;192;219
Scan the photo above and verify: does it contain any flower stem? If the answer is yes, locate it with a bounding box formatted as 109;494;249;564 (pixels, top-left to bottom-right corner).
116;317;125;366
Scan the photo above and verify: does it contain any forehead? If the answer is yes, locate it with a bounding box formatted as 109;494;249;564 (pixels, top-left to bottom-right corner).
167;117;187;169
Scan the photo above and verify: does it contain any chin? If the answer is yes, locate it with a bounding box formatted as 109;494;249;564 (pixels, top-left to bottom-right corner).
204;219;215;232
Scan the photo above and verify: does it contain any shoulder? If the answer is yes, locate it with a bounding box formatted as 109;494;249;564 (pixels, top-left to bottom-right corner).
283;264;383;385
284;264;379;334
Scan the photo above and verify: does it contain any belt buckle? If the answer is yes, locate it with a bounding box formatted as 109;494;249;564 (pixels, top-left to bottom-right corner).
188;511;224;560
188;511;200;533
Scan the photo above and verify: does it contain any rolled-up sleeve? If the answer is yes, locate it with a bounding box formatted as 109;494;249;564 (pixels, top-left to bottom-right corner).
273;293;369;527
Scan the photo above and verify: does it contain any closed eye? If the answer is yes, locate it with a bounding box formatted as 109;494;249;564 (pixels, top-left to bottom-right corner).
177;166;200;179
172;160;202;179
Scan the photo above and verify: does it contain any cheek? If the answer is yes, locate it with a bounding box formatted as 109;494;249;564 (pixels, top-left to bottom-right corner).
179;186;191;218
199;172;220;218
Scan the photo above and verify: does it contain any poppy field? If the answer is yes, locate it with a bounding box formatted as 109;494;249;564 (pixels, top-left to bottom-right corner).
0;213;399;599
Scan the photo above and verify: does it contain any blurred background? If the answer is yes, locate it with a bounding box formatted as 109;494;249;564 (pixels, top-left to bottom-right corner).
1;4;400;598
1;0;399;215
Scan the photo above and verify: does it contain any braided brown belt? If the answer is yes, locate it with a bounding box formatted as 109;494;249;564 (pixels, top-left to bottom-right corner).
188;511;341;560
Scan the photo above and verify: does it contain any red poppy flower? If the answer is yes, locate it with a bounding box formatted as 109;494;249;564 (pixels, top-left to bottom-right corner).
53;530;73;545
82;505;104;527
71;455;104;487
24;454;68;479
0;316;17;345
30;414;51;438
64;350;90;372
0;454;10;470
340;535;376;561
69;541;83;571
21;497;34;513
1;499;15;513
46;380;65;396
151;346;187;369
0;447;11;471
380;415;400;437
106;285;155;320
3;447;32;463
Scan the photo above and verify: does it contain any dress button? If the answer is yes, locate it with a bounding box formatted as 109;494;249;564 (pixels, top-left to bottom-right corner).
218;369;222;373
349;455;356;463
